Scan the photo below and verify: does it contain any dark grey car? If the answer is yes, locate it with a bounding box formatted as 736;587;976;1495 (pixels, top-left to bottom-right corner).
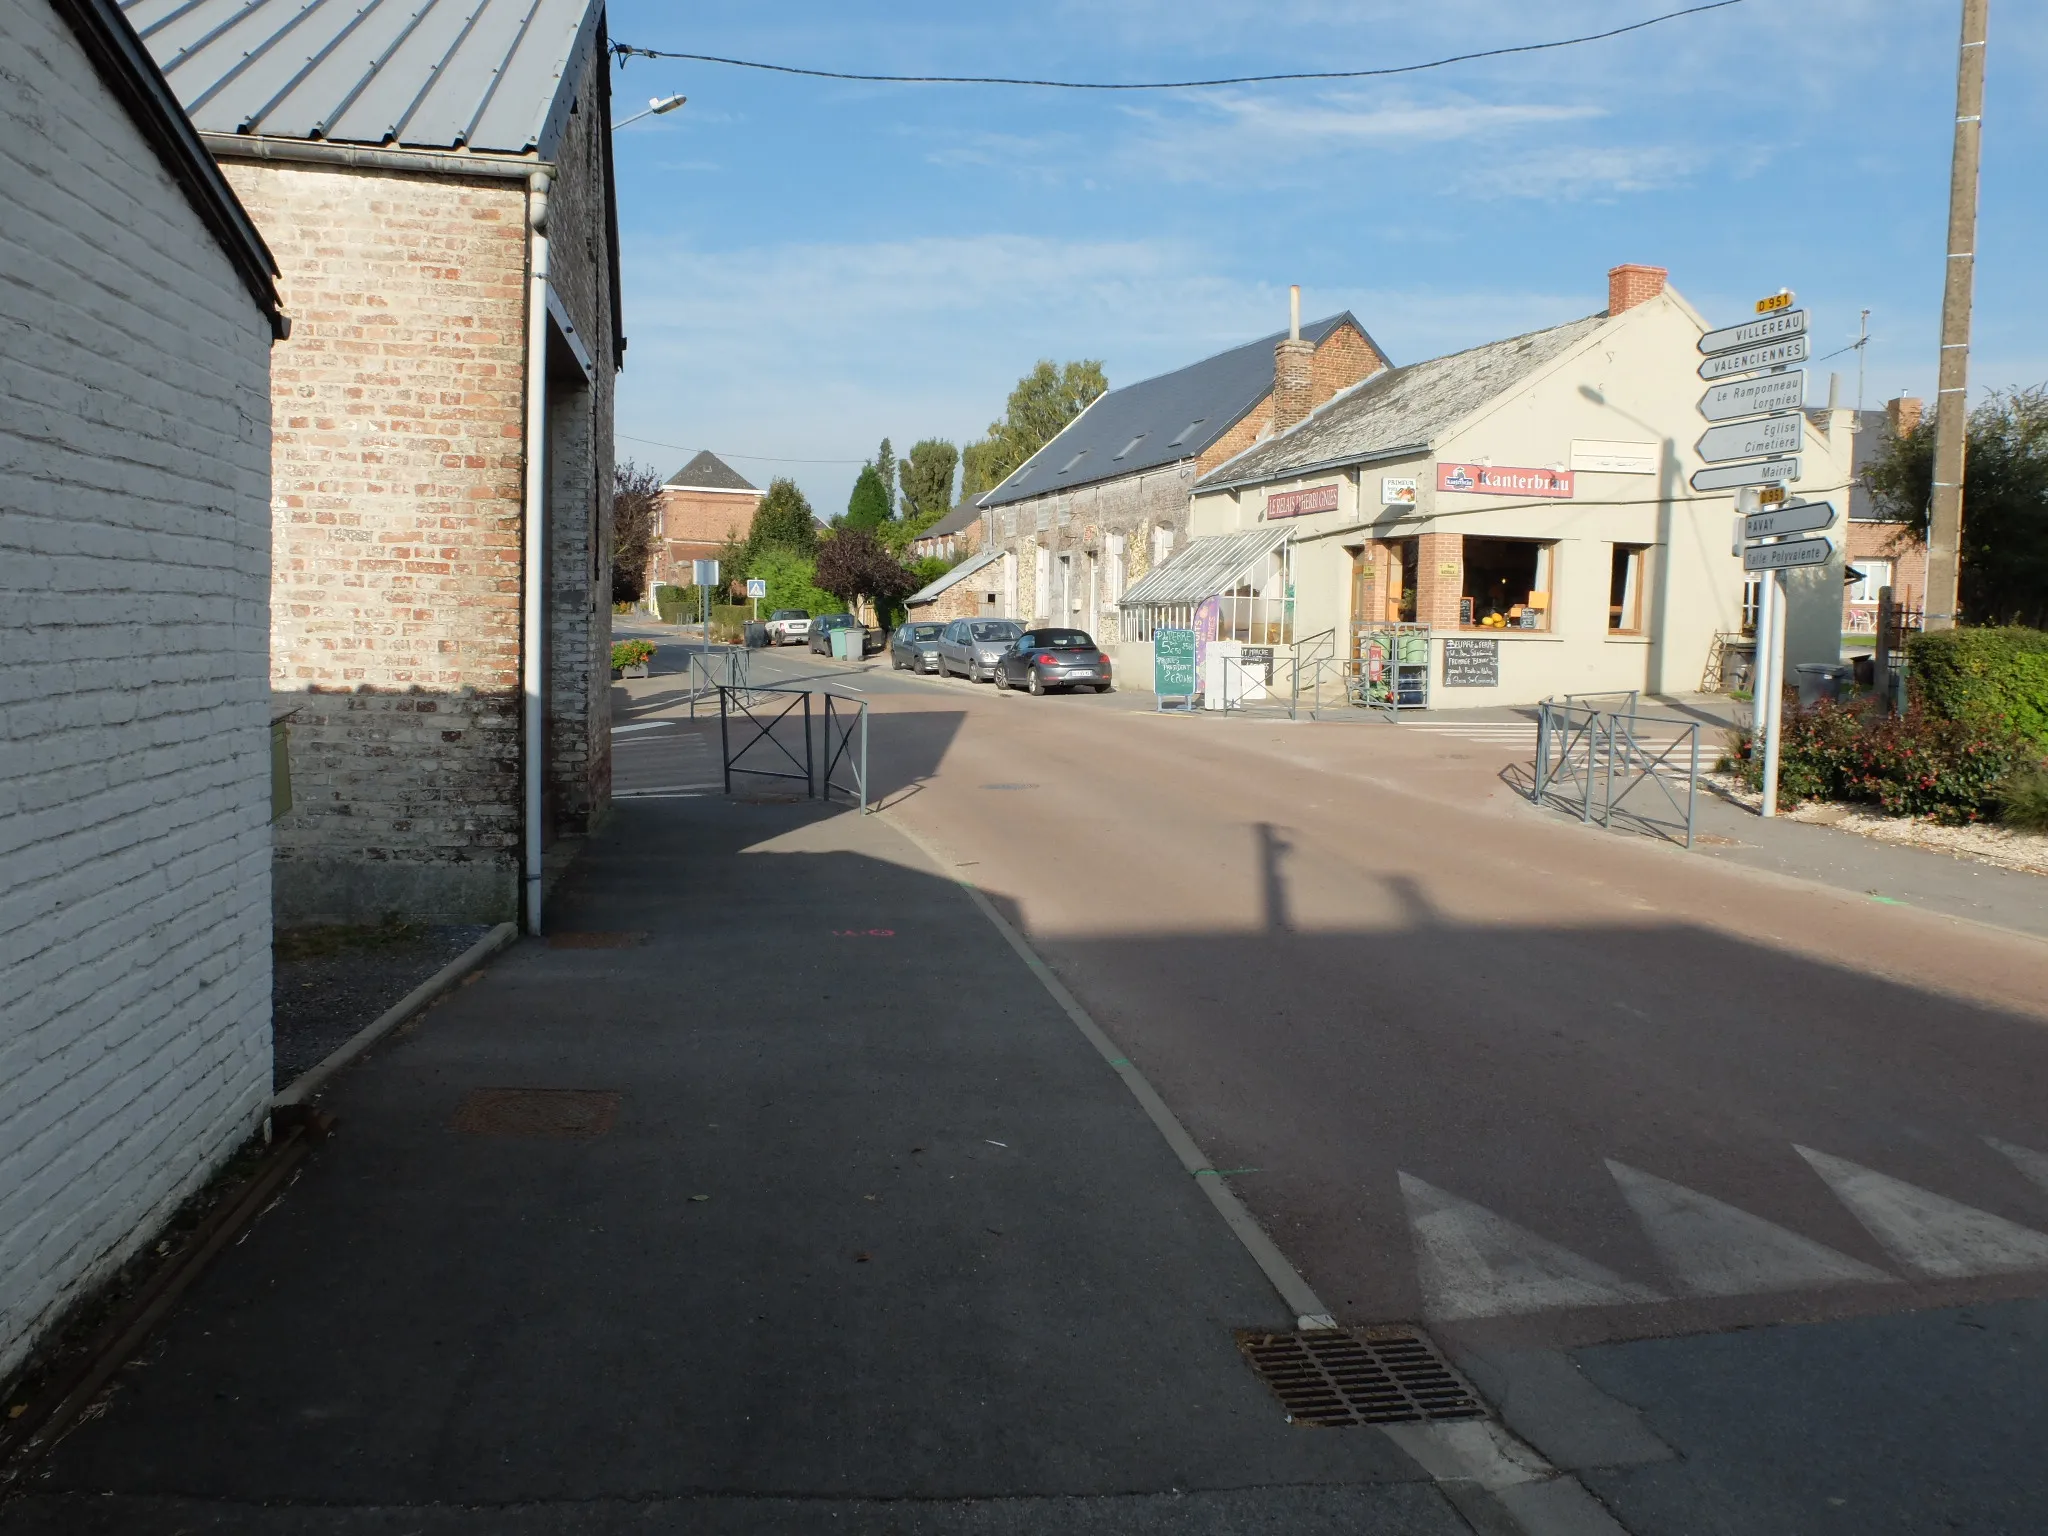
890;621;946;673
808;612;866;657
936;618;1022;682
993;629;1113;695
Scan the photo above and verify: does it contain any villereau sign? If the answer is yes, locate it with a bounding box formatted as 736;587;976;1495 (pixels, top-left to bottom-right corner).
1436;463;1574;499
1265;484;1341;520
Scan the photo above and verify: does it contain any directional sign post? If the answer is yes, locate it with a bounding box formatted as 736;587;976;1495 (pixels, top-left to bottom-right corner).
1743;500;1836;541
1698;334;1811;380
1697;414;1804;464
1699;370;1807;422
1743;533;1834;572
1697;307;1808;356
1691;457;1801;493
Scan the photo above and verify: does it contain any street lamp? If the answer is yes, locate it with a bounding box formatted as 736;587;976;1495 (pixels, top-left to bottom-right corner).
613;94;686;131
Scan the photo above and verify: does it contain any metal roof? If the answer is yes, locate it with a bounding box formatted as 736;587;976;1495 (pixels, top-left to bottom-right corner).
1118;525;1291;609
664;450;756;493
1199;314;1608;492
906;547;1004;606
979;313;1381;510
121;0;603;154
914;500;983;540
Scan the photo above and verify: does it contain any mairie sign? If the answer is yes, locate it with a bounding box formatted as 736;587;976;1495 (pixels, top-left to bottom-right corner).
1699;308;1808;355
1697;414;1803;464
1699;371;1806;423
1699;335;1810;380
1692;457;1800;492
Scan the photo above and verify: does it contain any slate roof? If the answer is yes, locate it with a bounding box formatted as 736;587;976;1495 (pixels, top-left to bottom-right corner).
979;313;1380;510
913;501;983;541
121;0;604;155
1119;525;1292;609
665;451;756;493
1198;314;1609;491
906;548;1004;606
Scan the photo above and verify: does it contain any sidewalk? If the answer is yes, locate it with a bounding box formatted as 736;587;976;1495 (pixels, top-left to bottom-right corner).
1;796;1466;1535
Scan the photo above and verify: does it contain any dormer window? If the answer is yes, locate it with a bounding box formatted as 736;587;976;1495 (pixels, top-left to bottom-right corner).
1058;451;1088;475
1113;435;1147;461
1167;419;1206;448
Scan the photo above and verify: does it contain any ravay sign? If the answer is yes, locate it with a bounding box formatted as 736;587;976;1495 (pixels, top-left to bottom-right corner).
1436;463;1574;499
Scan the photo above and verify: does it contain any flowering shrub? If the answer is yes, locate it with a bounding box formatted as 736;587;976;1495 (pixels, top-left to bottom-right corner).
611;640;656;672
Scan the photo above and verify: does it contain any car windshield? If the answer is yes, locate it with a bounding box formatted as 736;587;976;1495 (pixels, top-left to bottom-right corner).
1022;630;1095;649
970;622;1021;642
904;624;943;641
816;614;852;627
770;609;807;620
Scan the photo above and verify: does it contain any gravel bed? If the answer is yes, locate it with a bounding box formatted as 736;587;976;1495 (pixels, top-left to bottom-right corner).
273;924;490;1090
1705;771;2048;876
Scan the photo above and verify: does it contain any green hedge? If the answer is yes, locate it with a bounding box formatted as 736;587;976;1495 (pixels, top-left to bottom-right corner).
1907;626;2048;753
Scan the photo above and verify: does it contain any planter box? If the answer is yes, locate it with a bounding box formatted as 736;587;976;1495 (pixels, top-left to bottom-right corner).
615;664;650;680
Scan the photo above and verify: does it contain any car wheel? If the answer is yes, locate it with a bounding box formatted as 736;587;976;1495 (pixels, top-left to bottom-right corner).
1095;684;1112;694
1028;670;1044;697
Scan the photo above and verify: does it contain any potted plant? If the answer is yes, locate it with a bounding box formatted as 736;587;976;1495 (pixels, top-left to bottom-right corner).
611;639;656;679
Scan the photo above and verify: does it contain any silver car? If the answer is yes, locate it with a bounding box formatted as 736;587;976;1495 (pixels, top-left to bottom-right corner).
937;618;1022;682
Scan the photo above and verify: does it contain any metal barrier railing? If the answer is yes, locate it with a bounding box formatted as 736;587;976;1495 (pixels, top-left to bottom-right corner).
688;647;753;717
1532;697;1701;848
717;685;870;813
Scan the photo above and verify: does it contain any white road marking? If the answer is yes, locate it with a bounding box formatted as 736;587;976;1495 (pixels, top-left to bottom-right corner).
1399;1173;1663;1320
1985;1137;2048;1198
1797;1146;2048;1279
1607;1160;1894;1297
612;720;685;735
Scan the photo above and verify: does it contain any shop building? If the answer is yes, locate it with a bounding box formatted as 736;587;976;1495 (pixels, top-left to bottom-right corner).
651;450;761;585
1119;266;1857;707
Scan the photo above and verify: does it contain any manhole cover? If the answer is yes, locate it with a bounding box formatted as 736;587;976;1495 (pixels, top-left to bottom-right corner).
979;783;1037;791
1237;1328;1484;1426
452;1088;621;1139
547;931;647;949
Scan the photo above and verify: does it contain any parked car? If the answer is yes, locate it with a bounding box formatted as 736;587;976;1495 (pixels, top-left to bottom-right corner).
936;618;1023;682
808;612;871;657
890;621;946;673
765;609;811;645
994;629;1113;694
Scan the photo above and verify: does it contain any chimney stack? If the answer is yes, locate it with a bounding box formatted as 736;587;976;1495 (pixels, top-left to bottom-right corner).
1607;263;1668;315
1272;284;1314;433
1886;395;1925;438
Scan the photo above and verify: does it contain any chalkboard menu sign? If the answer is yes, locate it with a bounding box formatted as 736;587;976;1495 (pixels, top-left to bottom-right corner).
1443;638;1499;688
1239;646;1274;684
1154;627;1197;697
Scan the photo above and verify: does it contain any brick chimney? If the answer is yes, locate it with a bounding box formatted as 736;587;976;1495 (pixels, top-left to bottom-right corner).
1607;263;1668;315
1272;284;1315;433
1885;395;1925;438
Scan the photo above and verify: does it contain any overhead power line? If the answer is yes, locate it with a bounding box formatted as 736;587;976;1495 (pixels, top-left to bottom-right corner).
613;1;1749;90
617;432;866;464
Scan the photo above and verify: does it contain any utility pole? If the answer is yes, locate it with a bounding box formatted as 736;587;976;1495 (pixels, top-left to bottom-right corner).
1924;0;1989;632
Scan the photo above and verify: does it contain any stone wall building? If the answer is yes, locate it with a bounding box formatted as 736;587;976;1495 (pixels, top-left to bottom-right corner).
975;297;1386;640
1;0;283;1380
909;501;986;564
651;450;760;584
133;0;622;930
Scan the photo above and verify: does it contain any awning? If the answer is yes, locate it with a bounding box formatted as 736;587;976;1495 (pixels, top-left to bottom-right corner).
1117;525;1291;608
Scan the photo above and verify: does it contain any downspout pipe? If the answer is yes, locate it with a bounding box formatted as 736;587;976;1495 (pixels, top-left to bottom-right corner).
523;169;552;935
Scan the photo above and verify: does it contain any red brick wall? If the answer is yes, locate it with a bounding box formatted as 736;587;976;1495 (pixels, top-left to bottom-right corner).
1311;322;1387;406
1416;532;1465;631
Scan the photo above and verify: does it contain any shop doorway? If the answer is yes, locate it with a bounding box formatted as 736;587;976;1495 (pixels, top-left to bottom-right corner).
1386;538;1418;624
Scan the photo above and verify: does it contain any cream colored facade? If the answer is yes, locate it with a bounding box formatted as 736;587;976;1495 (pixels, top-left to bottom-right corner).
1140;286;1856;708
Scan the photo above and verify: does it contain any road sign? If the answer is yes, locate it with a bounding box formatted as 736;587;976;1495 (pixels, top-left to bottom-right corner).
746;578;767;599
1699;308;1808;356
1743;534;1834;572
1698;335;1810;379
692;558;719;587
1699;370;1806;422
1692;457;1800;492
1755;290;1796;314
1696;414;1803;464
1744;500;1836;540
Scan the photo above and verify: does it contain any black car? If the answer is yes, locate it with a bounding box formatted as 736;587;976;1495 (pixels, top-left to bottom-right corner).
993;629;1113;695
808;612;869;657
890;621;946;673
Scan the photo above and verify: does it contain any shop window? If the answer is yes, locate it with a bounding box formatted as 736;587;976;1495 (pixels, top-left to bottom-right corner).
1462;537;1552;631
1217;545;1294;644
1742;577;1760;636
1609;544;1647;633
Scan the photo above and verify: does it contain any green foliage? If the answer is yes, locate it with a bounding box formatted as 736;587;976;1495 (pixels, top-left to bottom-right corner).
611;639;656;671
611;461;663;602
814;526;918;616
961;359;1108;498
874;438;897;518
748;545;842;618
1997;768;2048;832
845;463;891;530
908;555;953;589
1864;386;2048;627
748;477;819;558
1906;626;2048;754
898;438;959;526
1727;700;2037;823
653;584;689;624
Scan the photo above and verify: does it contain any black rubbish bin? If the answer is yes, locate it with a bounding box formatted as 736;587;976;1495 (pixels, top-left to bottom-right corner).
1794;662;1855;709
743;621;769;649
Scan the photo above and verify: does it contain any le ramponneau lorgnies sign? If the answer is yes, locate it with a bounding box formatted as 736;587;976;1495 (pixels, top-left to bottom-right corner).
1265;484;1340;520
1436;463;1575;499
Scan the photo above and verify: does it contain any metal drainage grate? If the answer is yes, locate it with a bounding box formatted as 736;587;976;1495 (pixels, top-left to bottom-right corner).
1237;1327;1485;1427
452;1088;621;1139
546;931;647;949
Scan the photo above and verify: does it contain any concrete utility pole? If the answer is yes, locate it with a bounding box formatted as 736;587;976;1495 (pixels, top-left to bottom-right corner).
1924;0;1988;631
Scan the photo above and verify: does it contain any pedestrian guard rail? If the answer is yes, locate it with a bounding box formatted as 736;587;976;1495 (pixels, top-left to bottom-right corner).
1531;692;1701;847
717;685;869;813
687;647;755;717
1212;627;1432;722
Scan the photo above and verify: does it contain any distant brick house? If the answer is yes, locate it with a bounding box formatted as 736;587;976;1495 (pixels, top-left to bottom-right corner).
976;299;1387;638
1838;398;1929;635
650;450;760;584
2;0;282;1382
133;0;622;930
909;501;986;564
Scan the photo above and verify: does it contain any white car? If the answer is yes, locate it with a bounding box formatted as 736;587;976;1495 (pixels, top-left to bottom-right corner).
765;609;811;645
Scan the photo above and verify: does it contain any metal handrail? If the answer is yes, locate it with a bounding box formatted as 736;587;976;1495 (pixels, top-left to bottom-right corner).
821;692;870;813
717;684;870;813
689;647;752;717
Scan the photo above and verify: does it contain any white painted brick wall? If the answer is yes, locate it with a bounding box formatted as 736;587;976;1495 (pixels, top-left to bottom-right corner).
0;0;275;1380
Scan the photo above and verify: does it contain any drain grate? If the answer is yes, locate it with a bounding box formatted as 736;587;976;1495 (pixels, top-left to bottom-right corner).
1237;1327;1485;1427
452;1088;621;1139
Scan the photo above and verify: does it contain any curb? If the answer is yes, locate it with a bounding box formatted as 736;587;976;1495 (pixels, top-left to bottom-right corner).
271;921;518;1109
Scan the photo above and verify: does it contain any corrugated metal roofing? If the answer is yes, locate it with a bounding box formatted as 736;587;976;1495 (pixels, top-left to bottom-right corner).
1199;314;1608;491
121;0;601;154
914;500;983;540
1118;525;1291;609
979;314;1381;510
906;547;1004;605
665;450;756;492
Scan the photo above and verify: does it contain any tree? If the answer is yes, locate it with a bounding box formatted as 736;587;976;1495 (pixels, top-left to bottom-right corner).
610;460;663;602
747;476;819;559
898;438;959;527
749;544;843;617
1866;385;2048;628
961;359;1108;499
814;525;919;623
844;462;891;530
874;437;897;518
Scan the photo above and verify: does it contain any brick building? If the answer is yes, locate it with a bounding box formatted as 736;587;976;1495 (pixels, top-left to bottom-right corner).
1838;398;1928;634
976;293;1387;639
1;0;283;1380
133;0;622;930
650;450;760;585
908;500;986;564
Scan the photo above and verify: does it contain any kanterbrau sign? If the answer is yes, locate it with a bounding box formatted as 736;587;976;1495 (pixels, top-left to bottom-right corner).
1265;484;1340;520
1436;463;1575;499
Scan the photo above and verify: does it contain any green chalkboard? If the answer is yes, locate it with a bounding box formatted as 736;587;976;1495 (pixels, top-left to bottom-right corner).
1154;627;1197;696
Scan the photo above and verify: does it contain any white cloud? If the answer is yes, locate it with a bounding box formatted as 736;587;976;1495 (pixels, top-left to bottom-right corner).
1460;143;1699;201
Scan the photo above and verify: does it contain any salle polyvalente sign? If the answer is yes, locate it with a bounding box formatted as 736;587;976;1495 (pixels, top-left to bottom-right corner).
1435;463;1575;499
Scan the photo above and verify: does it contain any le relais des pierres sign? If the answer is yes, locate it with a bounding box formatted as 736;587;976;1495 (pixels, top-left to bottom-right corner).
1436;463;1575;498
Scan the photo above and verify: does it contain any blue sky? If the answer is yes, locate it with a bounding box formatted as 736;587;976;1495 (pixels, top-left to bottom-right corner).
606;1;2047;515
